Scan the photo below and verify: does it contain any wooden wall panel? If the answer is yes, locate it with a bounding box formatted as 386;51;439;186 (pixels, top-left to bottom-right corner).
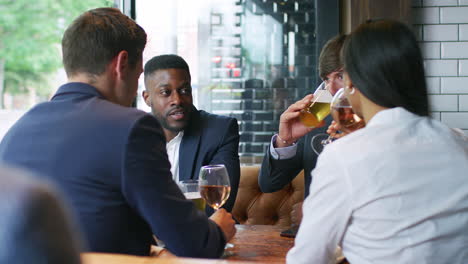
341;0;412;33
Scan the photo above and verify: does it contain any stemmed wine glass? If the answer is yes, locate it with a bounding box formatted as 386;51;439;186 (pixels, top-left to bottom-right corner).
198;164;233;250
311;88;365;154
198;164;231;210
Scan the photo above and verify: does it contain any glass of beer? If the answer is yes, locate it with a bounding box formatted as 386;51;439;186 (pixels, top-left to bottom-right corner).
299;82;333;127
311;88;365;154
198;165;231;211
178;179;206;211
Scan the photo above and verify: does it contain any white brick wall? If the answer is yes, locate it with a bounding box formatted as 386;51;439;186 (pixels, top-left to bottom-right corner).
441;77;468;93
458;60;468;75
441;112;468;128
440;7;468;23
415;2;468;132
424;60;457;76
460;95;468;110
423;25;457;41
429;94;458;111
426;77;441;94
458;24;468;40
442;42;468;58
421;42;441;58
424;0;458;6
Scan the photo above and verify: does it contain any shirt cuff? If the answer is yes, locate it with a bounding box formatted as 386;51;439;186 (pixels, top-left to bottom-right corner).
270;134;298;160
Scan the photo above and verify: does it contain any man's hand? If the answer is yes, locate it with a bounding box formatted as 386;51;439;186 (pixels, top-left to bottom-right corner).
210;208;236;242
276;94;320;148
291;202;303;226
150;245;175;257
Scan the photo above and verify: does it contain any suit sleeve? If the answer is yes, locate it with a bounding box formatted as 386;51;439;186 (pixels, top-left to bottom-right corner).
258;116;331;195
122;115;225;258
209;118;240;212
258;136;305;193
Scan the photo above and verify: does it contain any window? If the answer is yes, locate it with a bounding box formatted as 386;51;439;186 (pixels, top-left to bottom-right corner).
136;0;337;165
0;0;114;138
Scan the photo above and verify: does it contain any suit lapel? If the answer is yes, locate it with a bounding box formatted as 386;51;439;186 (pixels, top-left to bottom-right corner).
179;108;202;180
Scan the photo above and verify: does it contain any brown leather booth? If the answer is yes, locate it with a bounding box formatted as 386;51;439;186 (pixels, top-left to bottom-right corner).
232;166;304;227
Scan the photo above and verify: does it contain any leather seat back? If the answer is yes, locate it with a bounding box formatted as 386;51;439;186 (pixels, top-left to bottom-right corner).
232;166;304;227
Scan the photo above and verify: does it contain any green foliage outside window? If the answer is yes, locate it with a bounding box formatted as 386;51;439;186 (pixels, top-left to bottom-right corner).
0;0;114;108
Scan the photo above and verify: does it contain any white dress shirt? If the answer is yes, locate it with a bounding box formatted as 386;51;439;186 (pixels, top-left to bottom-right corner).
166;131;184;182
287;107;468;264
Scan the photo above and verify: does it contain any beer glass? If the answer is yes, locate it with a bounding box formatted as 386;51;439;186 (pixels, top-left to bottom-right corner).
178;179;206;211
198;165;231;211
311;88;365;154
299;82;333;128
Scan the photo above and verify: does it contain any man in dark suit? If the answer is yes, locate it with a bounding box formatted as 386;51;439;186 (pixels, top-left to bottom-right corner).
259;35;346;223
142;55;240;213
0;7;235;258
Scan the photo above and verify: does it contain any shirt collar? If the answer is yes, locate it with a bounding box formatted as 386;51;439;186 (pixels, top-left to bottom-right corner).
167;131;184;145
51;82;105;100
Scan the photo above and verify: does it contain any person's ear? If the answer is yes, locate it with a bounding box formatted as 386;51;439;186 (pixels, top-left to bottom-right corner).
346;86;356;95
114;50;129;80
142;90;151;107
343;72;356;95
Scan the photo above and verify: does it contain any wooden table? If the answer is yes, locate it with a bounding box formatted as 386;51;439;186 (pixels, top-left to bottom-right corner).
224;225;293;263
82;225;293;264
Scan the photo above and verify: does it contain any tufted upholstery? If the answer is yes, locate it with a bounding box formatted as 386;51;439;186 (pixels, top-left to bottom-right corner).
232;166;304;227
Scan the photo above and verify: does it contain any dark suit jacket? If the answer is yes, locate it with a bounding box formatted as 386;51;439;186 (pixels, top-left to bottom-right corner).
258;116;332;198
0;83;225;258
179;108;240;213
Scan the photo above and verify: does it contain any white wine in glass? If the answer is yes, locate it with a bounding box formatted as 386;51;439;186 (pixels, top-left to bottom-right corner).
331;106;365;133
198;164;234;251
198;164;231;210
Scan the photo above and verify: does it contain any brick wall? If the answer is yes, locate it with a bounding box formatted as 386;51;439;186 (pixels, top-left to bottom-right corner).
413;0;468;134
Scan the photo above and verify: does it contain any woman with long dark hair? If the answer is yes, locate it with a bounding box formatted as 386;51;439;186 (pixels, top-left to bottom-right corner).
287;19;468;264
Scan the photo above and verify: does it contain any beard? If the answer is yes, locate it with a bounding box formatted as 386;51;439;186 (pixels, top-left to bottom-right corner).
153;109;189;133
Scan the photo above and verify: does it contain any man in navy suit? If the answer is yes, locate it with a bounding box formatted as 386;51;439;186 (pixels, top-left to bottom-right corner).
142;55;240;213
0;8;235;258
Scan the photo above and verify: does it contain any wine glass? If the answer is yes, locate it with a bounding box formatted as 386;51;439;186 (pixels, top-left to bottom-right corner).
198;164;233;250
198;164;231;210
311;88;365;154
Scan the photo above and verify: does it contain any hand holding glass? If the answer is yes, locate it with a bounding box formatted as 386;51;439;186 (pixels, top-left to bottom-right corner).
311;87;365;154
299;82;333;128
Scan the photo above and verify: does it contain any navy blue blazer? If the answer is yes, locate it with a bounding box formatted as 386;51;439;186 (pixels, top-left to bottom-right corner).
258;116;332;198
0;83;226;257
179;108;240;212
